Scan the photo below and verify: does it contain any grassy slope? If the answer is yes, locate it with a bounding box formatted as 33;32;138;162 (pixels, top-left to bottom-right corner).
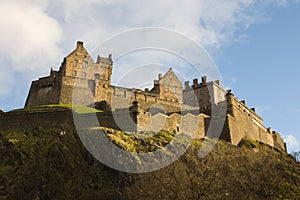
10;104;102;114
0;128;299;200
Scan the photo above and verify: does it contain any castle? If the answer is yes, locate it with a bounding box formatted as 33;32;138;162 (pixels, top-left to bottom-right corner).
7;41;286;151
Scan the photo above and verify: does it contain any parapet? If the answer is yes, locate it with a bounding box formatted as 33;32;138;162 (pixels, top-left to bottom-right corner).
190;76;209;88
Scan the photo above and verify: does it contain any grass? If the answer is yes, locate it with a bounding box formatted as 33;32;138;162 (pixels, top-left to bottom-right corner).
10;104;102;114
0;127;299;199
238;138;260;148
99;128;177;153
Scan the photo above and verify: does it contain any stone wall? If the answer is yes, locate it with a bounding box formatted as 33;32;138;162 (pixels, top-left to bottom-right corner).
25;41;113;108
156;68;183;103
25;76;62;107
273;131;286;151
22;41;287;152
0;109;134;133
0;109;75;131
62;41;112;82
225;92;285;150
136;111;209;139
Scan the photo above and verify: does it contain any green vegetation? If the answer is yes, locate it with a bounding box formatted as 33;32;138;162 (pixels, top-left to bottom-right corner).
238;138;260;148
101;128;177;153
10;104;102;114
0;127;299;200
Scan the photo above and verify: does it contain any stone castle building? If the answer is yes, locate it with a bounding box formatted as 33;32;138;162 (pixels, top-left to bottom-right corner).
22;41;286;151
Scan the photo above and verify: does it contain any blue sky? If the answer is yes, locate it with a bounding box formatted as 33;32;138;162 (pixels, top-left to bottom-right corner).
216;3;300;152
0;0;299;152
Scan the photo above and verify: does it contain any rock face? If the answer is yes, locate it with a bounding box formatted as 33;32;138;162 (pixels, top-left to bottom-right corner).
0;127;299;200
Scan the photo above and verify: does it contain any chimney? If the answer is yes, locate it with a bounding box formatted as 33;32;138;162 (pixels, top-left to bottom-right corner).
158;73;162;80
96;55;101;64
201;76;207;84
226;90;234;96
193;78;198;87
77;41;84;49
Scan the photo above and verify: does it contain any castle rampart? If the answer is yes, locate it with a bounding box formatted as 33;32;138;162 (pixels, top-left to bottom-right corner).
21;41;287;152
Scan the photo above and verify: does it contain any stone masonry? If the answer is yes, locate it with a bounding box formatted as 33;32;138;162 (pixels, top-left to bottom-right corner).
22;41;286;151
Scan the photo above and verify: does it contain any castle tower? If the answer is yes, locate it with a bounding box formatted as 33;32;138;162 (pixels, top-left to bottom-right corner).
25;41;113;107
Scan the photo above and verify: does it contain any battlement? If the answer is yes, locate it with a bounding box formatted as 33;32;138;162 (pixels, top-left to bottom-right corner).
225;90;263;124
23;41;287;152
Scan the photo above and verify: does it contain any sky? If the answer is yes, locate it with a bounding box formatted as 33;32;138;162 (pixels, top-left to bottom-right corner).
0;0;299;152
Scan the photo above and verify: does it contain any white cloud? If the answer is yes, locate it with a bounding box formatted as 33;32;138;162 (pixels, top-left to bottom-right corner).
0;0;62;73
52;0;261;49
283;134;299;152
0;0;298;109
0;0;63;108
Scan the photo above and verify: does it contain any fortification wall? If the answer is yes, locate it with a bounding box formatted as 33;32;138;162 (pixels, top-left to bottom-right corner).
137;112;209;139
0;109;135;133
225;94;282;149
25;76;62;108
110;87;182;113
133;93;182;113
273;131;286;151
1;109;75;131
183;78;227;115
73;112;130;131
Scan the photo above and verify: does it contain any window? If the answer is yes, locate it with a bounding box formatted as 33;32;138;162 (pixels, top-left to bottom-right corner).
82;72;86;78
174;86;177;93
166;85;170;91
72;71;77;76
94;73;100;79
124;91;126;97
73;60;78;67
82;61;88;68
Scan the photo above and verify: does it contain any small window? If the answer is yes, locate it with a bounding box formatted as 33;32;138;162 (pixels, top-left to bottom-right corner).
124;91;126;98
166;85;170;91
174;86;177;93
73;60;78;67
72;71;77;76
94;73;100;79
82;72;86;78
82;61;88;68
